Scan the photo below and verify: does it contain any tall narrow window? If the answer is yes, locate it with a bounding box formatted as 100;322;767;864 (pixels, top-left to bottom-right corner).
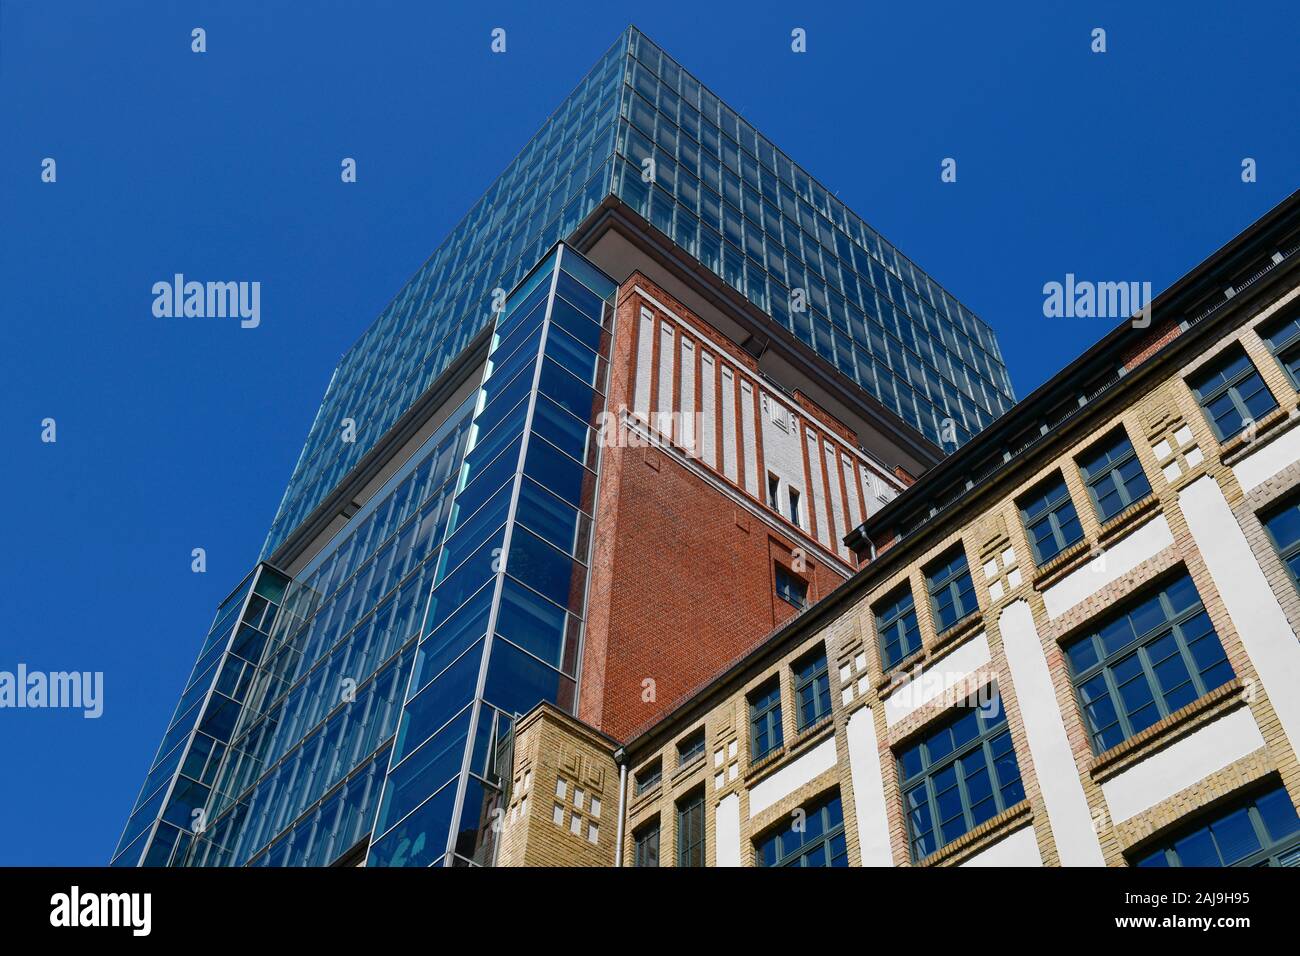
633;818;660;867
875;584;921;670
924;546;978;632
792;645;832;730
748;679;784;761
788;487;803;528
1064;572;1234;753
1018;473;1083;565
1187;346;1278;441
767;472;781;511
1077;428;1152;523
676;790;705;867
1263;495;1300;587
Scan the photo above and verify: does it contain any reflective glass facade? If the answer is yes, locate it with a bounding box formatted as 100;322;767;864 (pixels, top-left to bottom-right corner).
366;245;616;867
263;26;1014;559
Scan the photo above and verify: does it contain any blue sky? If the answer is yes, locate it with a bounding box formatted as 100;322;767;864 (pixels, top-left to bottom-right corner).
0;0;1295;865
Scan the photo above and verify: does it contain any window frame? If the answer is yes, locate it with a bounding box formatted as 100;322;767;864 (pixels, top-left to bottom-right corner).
633;759;662;796
1260;306;1300;390
1064;573;1234;754
633;817;661;867
1187;346;1279;442
676;727;706;767
924;545;978;633
748;678;784;762
792;646;832;731
754;791;848;867
1263;495;1300;589
1134;782;1300;867
774;563;809;610
1077;428;1152;523
675;789;705;867
874;584;922;671
897;693;1025;861
1018;472;1084;566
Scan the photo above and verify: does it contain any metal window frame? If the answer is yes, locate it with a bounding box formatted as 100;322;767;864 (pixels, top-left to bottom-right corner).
1066;579;1230;753
1189;348;1276;441
748;678;784;760
1019;473;1082;565
754;794;846;867
875;585;921;670
1138;784;1300;867
1078;429;1151;523
924;546;977;632
792;647;831;731
898;706;1021;862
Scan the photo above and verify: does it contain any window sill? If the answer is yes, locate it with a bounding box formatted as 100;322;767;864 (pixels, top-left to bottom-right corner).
1095;493;1161;548
1031;539;1093;588
931;611;983;655
1089;679;1246;782
1221;404;1300;465
914;800;1033;867
671;753;706;783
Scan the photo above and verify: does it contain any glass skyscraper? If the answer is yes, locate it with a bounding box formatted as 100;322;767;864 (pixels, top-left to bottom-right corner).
115;26;1015;868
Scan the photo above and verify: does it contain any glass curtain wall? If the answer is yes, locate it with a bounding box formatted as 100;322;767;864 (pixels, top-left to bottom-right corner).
366;243;617;868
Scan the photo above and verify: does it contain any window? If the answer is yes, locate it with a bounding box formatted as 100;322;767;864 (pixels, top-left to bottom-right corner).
788;487;802;528
677;728;706;767
924;546;978;633
1134;783;1300;867
755;792;848;866
1078;429;1152;523
792;646;832;730
1260;305;1300;389
676;790;705;867
1264;496;1300;587
897;691;1025;860
1187;346;1278;442
748;679;784;761
775;564;808;609
1065;572;1234;753
875;584;922;670
767;472;781;511
634;759;661;796
1018;473;1084;565
633;818;660;867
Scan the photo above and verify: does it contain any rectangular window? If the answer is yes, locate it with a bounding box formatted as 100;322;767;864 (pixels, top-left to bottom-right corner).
677;728;706;767
924;546;978;633
676;790;705;867
897;692;1025;860
793;646;832;730
748;679;784;761
1018;473;1084;565
634;759;661;796
775;564;808;609
633;818;660;867
1260;305;1300;389
1187;346;1278;442
875;584;922;670
1065;572;1235;753
788;487;802;528
1263;495;1300;587
755;791;848;866
1134;782;1300;867
1078;428;1152;523
767;471;781;511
